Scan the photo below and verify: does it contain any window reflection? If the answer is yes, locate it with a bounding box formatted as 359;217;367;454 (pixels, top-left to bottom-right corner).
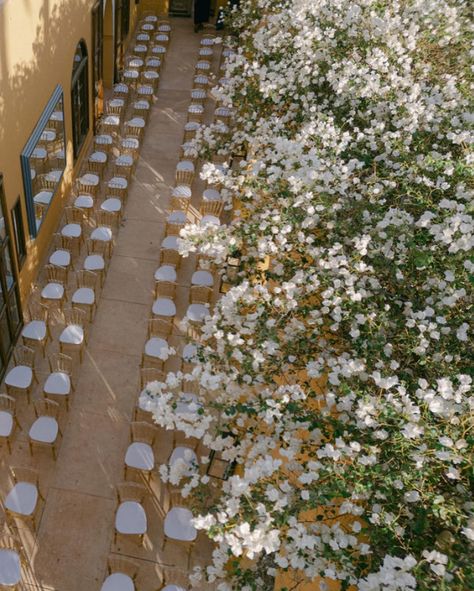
2;247;14;291
0;203;5;242
27;95;66;233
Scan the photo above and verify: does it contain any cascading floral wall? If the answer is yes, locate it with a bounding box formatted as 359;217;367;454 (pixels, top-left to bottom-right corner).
142;1;474;589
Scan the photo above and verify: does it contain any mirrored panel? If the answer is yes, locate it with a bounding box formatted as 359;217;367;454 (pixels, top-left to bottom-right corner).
20;85;66;238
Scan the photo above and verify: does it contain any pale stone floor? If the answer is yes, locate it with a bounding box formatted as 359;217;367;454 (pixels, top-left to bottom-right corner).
0;18;220;591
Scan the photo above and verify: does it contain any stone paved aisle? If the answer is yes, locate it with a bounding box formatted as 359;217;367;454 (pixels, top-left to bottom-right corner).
0;18;215;591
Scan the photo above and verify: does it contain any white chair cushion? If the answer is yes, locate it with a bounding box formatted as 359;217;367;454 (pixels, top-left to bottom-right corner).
33;190;53;205
121;138;140;150
200;215;221;226
74;195;94;209
145;337;169;360
176;161;194;172
127;117;145;128
108;177;128;189
137;85;153;95
194;74;209;84
154;265;177;282
186;304;209;323
95;134;113;145
152;298;176;317
101;572;135;591
167;211;186;224
32;147;47;158
5;482;38;516
80;173;100;186
128;58;143;68
172;185;191;199
61;223;82;238
169;447;198;476
0;411;13;437
103;115;120;126
146;58;161;68
124;70;139;79
143;70;159;79
115;501;147;535
59;325;84;345
29;416;58;444
161;235;179;250
109;98;125;108
101;198;122;213
89;151;107;163
84;254;105;272
72;287;95;306
188;104;204;114
125;442;154;471
182;343;197;363
203;188;221;201
41;282;64;300
22;320;47;341
162;586;186;591
44;371;71;396
184;122;200;131
191;270;214;287
164;507;196;542
91;227;113;242
114;83;129;93
191;89;206;99
215;107;232;117
5;366;33;390
49;249;71;267
176;393;201;416
116;155;133;166
0;549;21;586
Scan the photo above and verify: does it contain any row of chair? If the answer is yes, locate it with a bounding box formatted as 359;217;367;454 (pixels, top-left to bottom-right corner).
108;16;206;590
109;28;223;582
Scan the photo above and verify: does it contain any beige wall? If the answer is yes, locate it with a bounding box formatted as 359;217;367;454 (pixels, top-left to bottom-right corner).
0;0;141;306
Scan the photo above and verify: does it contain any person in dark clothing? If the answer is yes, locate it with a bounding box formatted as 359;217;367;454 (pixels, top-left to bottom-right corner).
194;0;211;32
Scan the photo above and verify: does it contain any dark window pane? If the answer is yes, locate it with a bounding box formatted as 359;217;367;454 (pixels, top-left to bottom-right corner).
0;311;12;358
121;0;130;37
12;199;27;268
2;246;14;291
0;216;5;242
7;288;21;334
72;41;89;158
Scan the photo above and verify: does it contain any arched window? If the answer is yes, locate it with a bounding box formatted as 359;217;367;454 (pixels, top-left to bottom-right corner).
71;40;90;159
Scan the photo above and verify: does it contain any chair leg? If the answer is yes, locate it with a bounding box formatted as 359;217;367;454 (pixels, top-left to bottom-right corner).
186;545;192;570
28;441;33;456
